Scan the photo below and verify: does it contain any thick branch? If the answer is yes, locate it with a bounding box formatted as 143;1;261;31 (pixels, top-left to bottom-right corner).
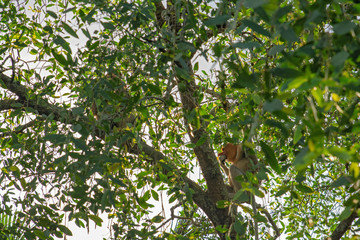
128;139;224;220
331;211;358;240
0;73;29;99
0;71;215;221
0;99;22;111
0;119;37;138
0;73;73;120
175;60;228;204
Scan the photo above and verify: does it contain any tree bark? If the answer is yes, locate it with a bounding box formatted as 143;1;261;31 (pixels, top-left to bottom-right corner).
330;211;358;240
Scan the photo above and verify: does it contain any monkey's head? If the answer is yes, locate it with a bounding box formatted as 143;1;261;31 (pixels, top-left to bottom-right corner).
218;143;243;164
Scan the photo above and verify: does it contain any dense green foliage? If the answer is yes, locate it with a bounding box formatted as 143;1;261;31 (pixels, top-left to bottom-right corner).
0;0;360;239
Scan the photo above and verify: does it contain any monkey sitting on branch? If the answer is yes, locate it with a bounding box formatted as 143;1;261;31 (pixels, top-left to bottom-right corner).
218;143;259;198
218;142;280;238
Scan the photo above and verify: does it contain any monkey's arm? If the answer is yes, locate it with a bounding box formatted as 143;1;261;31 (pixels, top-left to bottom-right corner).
218;155;230;175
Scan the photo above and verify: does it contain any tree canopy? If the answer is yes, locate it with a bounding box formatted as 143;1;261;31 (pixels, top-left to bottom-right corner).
0;0;360;239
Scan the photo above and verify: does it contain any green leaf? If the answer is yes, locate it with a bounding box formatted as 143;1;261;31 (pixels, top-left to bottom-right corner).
58;225;73;236
244;0;267;8
0;48;7;55
53;35;71;53
88;215;103;226
293;125;303;145
333;21;356;35
231;72;257;90
9;166;20;172
44;134;67;145
72;138;87;151
10;102;23;108
264;119;289;138
137;195;149;209
147;83;162;95
20;178;27;189
81;28;91;39
72;107;84;115
330;176;352;188
46;10;58;19
151;190;159;201
292;147;318;171
204;15;231;26
243;19;271;37
216;200;230;208
101;21;115;30
296;184;314;193
62;22;79;38
263;99;283;112
30;49;38;55
279;25;298;43
338;206;352;221
34;229;47;239
177;41;196;53
331;51;349;68
328;146;352;161
268;45;285;56
231;41;261;49
260;141;281;174
272;67;303;78
151;215;164;223
109;176;127;187
215;225;228;233
51;49;68;66
234;220;246;234
275;186;291;197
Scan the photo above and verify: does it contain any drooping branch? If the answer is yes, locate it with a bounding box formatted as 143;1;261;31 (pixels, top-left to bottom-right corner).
0;119;38;138
0;71;215;220
0;72;73;120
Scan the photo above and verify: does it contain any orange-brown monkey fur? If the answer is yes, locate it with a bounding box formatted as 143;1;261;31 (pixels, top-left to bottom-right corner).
218;143;258;192
219;144;281;237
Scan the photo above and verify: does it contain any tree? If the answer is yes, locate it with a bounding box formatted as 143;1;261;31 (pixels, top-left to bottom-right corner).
0;0;359;239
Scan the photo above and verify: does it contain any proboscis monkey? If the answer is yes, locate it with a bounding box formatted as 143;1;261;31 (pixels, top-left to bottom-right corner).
218;143;258;192
218;143;281;238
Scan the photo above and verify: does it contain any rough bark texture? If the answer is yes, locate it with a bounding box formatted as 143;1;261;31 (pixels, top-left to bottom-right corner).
330;211;358;240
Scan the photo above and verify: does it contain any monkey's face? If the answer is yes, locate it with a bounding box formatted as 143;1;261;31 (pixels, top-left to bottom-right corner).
218;143;240;164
